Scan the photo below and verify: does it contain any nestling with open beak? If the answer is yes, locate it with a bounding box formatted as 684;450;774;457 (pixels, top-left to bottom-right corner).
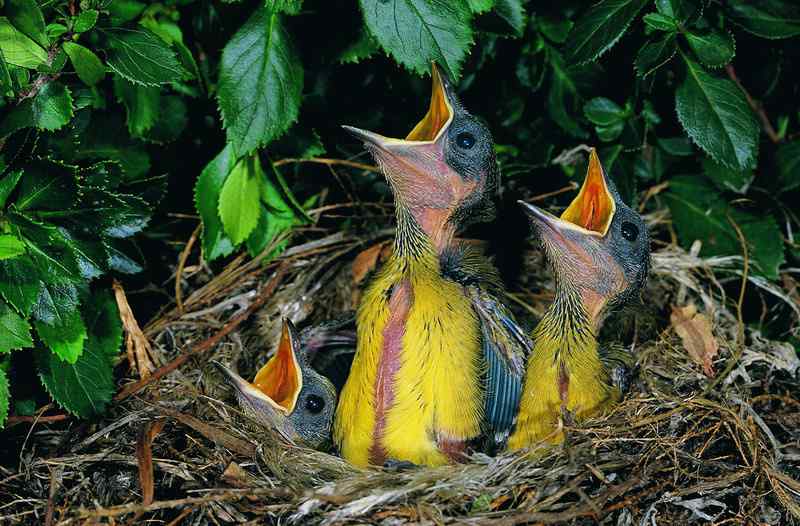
507;149;650;450
215;319;353;450
335;64;531;467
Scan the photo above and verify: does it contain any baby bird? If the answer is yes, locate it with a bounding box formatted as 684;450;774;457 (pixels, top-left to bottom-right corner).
215;319;353;450
507;149;650;449
335;64;529;467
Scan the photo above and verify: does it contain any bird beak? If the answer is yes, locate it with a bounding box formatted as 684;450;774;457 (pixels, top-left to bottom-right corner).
560;148;616;236
342;63;461;206
214;319;303;442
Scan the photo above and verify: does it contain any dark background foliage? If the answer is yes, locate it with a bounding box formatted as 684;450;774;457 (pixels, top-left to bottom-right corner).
0;0;798;425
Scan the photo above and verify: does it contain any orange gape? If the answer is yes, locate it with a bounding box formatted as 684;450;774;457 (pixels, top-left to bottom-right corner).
405;66;451;142
561;149;615;235
253;326;300;410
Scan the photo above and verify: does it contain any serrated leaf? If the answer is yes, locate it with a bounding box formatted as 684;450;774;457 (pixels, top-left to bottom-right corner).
0;369;8;427
727;0;800;40
685;30;735;68
16;217;82;282
339;29;380;64
635;33;676;77
37;291;120;416
63;42;105;86
218;8;303;155
359;0;473;78
0;299;33;353
35;309;87;364
675;57;759;171
0;17;48;68
195;144;236;261
583;97;625;125
643;13;677;32
703;157;753;194
0;234;25;260
494;0;526;37
113;76;160;136
105;238;144;274
0;257;43;316
6;0;49;49
218;154;261;245
664;176;784;279
74;10;99;33
105;28;186;86
0;169;23;207
108;0;146;25
563;0;649;65
31;81;74;131
16;161;78;211
776;140;800;193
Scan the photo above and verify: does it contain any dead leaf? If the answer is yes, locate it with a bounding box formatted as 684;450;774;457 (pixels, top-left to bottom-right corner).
671;304;719;377
222;462;254;488
351;242;391;285
113;280;158;379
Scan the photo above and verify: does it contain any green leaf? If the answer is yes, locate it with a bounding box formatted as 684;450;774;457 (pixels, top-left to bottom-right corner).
37;291;119;417
6;0;49;49
108;0;147;25
656;0;696;24
563;0;649;65
494;0;526;37
0;258;43;316
266;0;303;14
703;157;753;194
113;76;160;136
105;238;144;274
538;17;573;44
642;13;677;32
727;0;800;40
105;28;186;86
0;235;25;260
0;368;8;427
0;299;33;353
63;42;105;86
35;310;87;364
17;219;82;282
218;8;303;155
675;57;758;171
16;160;77;211
468;0;494;13
32;281;80;326
664;176;785;279
657;136;693;156
73;10;99;33
583;97;625;125
596;120;625;142
685;30;735;68
0;169;23;207
547;53;588;138
359;0;473;78
31;81;74;131
339;29;380;64
218;154;262;245
635;33;676;77
0;17;48;68
776;140;800;193
195;145;236;261
145;95;187;143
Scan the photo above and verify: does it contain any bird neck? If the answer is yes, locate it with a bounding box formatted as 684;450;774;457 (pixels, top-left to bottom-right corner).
534;278;603;363
393;203;455;266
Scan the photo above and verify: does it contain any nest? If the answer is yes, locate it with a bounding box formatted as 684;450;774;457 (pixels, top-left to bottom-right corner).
2;199;799;525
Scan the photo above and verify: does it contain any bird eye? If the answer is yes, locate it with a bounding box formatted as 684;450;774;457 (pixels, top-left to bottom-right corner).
456;132;475;149
621;221;639;242
305;395;325;414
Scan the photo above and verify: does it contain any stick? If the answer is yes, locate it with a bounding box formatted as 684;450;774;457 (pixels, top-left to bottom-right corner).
113;262;289;402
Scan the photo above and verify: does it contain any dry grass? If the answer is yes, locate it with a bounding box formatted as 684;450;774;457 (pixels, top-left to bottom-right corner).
1;196;799;525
